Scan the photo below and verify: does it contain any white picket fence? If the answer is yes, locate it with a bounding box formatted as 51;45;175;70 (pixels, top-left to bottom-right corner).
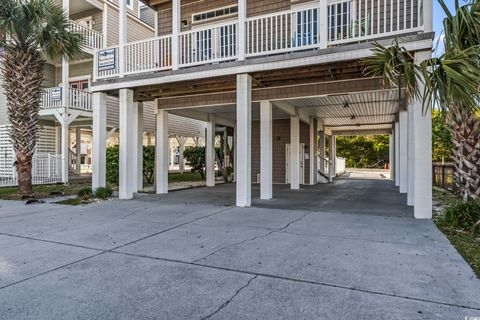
0;153;62;187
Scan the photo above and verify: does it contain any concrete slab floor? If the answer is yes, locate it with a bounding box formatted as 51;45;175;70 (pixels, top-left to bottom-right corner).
0;179;478;319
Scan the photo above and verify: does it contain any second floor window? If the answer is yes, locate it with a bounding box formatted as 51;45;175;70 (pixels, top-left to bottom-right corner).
193;6;238;23
126;0;133;10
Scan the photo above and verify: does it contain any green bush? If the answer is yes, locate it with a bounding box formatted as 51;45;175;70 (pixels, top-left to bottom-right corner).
106;145;120;185
106;145;156;186
143;145;155;185
440;200;480;230
183;146;206;179
95;186;113;200
77;187;93;198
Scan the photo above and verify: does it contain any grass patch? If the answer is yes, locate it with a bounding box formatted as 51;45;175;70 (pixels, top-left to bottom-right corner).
168;172;203;183
433;187;480;278
0;183;92;200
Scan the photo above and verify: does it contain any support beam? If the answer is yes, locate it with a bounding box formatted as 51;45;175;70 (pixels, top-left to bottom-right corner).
309;118;317;185
413;51;433;219
118;0;127;77
399;110;408;193
135;102;144;192
319;131;325;173
260;101;273;200
236;74;252;207
61;121;69;183
75;128;81;175
176;136;186;173
290;115;300;190
408;104;415;206
328;135;335;179
171;0;180;70
318;0;328;48
389;132;394;181
238;0;246;60
119;89;135;199
92;92;107;191
394;121;400;187
206;114;216;187
156;109;169;194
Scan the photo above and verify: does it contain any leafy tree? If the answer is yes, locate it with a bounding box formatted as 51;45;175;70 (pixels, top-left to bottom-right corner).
0;0;84;196
183;146;206;179
364;0;480;201
432;110;453;162
336;135;389;168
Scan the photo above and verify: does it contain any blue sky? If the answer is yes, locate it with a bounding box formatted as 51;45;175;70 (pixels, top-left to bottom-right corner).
433;0;456;54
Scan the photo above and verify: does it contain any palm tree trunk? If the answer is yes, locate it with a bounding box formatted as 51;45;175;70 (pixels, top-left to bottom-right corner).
1;44;44;197
449;105;480;201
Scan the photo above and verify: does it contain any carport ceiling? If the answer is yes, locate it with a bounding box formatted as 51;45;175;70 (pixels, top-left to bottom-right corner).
287;89;400;130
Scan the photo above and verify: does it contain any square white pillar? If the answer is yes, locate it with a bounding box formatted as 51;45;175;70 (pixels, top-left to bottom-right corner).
135;102;144;192
394;121;400;187
238;0;247;60
119;89;136;199
92;92;107;191
328;135;335;178
236;74;252;207
413;51;433;219
171;0;181;70
407;104;415;206
156;109;169;194
319;131;325;173
118;0;127;77
309;118;317;185
206;114;216;187
290;115;300;190
60;121;69;183
260;101;273;200
398;110;408;193
75;128;82;174
389;133;394;181
176;136;186;174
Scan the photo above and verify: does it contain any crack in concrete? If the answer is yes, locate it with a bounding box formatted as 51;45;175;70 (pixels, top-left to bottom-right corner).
199;275;257;320
193;211;311;263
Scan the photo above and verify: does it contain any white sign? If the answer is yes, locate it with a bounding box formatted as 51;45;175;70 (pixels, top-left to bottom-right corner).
51;87;62;101
98;48;116;71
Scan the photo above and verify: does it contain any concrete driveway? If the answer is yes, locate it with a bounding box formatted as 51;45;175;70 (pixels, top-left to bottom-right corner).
0;181;479;319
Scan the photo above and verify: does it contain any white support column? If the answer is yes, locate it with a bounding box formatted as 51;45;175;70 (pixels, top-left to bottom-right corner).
135;102;144;192
119;89;135;199
233;124;237;182
118;0;127;77
61;121;69;183
389;132;394;181
238;0;247;60
92;92;107;191
260;101;272;200
318;0;328;49
206;114;216;187
236;74;252;207
172;0;181;70
156;110;169;194
290;115;300;190
398;110;408;193
328;135;334;178
423;0;433;33
309;118;317;185
319;131;325;173
176;136;186;174
394;121;400;187
75;128;81;174
413;51;432;219
332;135;337;175
407;104;415;206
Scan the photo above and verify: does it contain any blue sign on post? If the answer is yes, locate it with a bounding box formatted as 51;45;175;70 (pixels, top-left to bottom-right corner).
98;48;117;71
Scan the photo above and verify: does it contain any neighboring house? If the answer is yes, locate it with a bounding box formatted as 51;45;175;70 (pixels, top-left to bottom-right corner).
0;0;206;186
90;0;434;218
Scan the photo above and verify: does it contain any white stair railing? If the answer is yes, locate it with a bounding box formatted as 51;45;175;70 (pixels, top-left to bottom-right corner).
70;20;104;50
318;155;333;182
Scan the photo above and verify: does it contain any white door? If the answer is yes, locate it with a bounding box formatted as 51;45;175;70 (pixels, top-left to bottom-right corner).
285;143;305;184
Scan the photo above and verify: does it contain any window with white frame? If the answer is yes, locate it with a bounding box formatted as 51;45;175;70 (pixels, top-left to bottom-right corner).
192;6;238;23
126;0;133;10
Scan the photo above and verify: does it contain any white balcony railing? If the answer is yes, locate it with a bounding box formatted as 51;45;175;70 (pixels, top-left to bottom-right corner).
70;20;104;51
41;87;92;112
94;0;424;80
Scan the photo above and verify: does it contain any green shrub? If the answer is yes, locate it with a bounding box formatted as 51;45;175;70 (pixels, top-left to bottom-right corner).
95;186;113;200
106;145;120;185
183;146;206;179
440;200;480;230
77;187;93;198
143;146;155;185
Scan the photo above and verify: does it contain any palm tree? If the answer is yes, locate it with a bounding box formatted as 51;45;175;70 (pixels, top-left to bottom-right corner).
0;0;83;197
364;0;480;201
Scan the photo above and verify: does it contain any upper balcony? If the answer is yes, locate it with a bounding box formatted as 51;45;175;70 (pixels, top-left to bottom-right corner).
94;0;429;81
70;20;104;54
40;87;93;114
